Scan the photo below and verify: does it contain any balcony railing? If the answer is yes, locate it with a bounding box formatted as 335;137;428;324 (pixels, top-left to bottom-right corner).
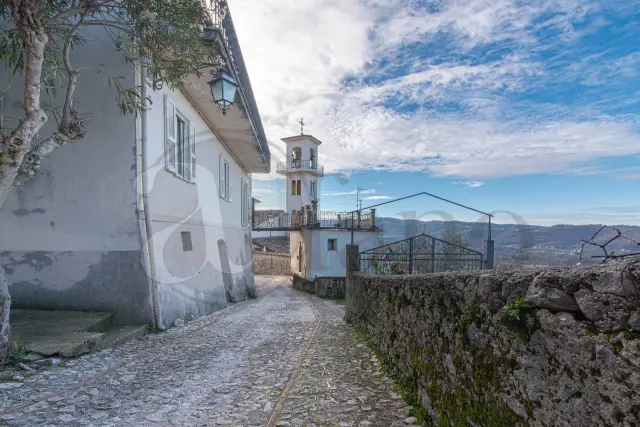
253;209;377;231
276;160;325;175
204;0;271;169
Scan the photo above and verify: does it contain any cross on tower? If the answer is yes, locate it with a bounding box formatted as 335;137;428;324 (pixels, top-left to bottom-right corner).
299;118;305;135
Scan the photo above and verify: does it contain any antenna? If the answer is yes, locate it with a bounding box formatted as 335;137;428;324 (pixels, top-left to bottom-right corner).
356;185;369;210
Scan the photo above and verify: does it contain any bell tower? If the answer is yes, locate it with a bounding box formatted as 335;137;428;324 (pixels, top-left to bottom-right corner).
277;133;324;213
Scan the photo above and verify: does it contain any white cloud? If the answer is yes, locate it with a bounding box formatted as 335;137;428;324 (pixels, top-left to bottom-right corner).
364;195;393;200
453;181;485;188
253;188;284;194
323;189;376;197
229;0;639;181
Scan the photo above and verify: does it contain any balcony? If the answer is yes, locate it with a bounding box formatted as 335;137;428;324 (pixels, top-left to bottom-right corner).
253;209;378;231
276;160;325;176
179;0;270;173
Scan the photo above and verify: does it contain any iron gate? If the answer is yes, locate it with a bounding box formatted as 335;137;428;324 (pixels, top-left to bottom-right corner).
359;233;483;275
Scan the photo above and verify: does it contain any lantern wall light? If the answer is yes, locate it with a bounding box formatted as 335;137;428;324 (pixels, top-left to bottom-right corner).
208;69;238;115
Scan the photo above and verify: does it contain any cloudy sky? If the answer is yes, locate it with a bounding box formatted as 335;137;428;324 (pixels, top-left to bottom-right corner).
229;0;640;225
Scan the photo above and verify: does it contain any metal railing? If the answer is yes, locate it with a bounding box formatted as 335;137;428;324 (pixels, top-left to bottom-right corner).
360;234;483;275
276;160;324;175
253;209;377;231
204;0;271;169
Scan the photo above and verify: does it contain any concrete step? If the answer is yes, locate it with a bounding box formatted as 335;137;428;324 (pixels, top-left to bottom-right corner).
102;325;149;348
10;309;148;358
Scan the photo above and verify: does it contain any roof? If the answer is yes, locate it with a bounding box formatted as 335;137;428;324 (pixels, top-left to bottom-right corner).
280;134;323;146
252;236;290;254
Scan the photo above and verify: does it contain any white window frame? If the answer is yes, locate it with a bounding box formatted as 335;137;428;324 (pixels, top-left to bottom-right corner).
220;155;231;201
164;94;196;183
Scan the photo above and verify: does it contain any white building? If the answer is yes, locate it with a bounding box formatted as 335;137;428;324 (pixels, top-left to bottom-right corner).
0;3;269;329
272;134;381;280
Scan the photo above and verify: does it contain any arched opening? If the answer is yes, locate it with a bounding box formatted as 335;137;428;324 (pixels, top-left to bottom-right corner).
292;147;302;168
297;180;301;196
217;239;233;302
291;180;296;195
309;148;315;169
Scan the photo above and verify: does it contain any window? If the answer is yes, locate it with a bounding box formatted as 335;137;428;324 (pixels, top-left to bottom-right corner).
176;115;186;177
297;179;301;196
327;238;337;251
241;179;251;227
310;180;317;199
164;95;196;182
220;156;231;200
291;180;296;195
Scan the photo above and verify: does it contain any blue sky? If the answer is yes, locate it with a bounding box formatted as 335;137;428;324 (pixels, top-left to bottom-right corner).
231;0;640;225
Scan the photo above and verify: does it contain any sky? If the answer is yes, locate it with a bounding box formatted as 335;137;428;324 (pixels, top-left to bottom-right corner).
229;0;640;226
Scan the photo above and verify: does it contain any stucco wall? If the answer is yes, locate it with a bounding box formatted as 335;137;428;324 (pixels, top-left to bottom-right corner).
345;265;640;426
290;229;382;280
253;252;291;276
144;84;256;327
0;30;150;324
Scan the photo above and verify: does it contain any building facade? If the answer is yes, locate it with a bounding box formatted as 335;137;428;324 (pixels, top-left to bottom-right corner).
267;134;381;280
0;2;270;328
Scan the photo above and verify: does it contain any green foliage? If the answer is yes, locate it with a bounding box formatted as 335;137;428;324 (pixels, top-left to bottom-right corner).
500;298;534;333
0;0;223;121
458;297;478;330
0;341;27;369
390;261;406;275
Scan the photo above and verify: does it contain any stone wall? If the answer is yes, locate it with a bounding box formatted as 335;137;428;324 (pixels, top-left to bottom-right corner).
253;252;291;276
293;275;346;299
0;268;9;362
345;264;640;426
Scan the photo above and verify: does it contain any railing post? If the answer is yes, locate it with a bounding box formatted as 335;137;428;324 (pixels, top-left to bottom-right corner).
337;213;342;228
431;237;436;273
409;237;413;274
370;209;376;228
356;211;361;228
306;205;312;226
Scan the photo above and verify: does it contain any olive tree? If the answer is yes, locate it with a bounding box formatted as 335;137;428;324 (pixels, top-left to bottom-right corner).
0;0;224;361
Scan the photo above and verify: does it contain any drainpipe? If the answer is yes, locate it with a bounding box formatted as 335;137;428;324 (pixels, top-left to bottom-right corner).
136;64;165;331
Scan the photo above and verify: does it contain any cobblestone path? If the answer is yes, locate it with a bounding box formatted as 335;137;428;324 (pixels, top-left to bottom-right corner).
0;276;412;427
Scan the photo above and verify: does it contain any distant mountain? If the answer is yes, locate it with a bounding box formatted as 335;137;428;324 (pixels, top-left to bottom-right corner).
376;218;640;266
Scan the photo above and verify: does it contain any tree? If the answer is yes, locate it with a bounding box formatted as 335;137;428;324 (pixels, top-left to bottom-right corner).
0;0;225;361
403;221;474;273
440;222;473;272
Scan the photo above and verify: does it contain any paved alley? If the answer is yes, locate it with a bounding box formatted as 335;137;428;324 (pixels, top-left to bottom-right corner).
0;277;412;427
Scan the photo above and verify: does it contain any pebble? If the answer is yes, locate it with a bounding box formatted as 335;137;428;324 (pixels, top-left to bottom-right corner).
0;278;412;425
404;416;418;424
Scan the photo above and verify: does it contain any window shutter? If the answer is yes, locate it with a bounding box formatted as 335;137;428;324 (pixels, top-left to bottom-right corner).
164;95;177;172
241;180;246;226
219;155;225;198
227;164;232;202
247;181;252;227
189;122;196;181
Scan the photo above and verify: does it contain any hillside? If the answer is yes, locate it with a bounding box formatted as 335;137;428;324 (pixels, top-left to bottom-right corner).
376;218;640;266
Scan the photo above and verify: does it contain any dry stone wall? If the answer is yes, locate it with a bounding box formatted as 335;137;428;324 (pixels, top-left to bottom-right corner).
345;264;640;426
253;252;291;276
0;268;9;362
293;275;346;299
